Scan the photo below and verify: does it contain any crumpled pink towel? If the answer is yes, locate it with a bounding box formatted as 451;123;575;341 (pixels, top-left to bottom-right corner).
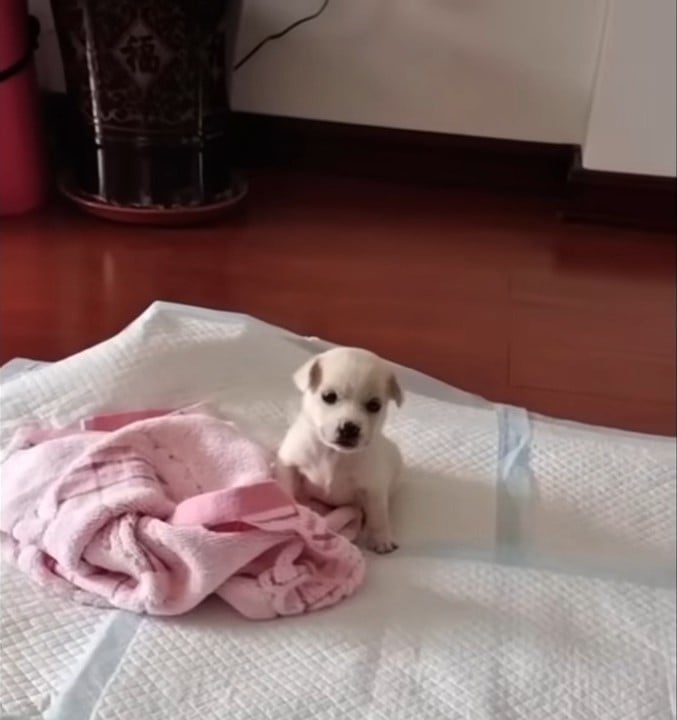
0;410;365;619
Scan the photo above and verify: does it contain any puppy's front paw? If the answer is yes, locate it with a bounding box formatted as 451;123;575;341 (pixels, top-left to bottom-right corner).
366;535;399;554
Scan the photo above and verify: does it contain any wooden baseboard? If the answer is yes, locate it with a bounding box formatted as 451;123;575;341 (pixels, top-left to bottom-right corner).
43;93;675;231
229;112;575;193
563;150;676;232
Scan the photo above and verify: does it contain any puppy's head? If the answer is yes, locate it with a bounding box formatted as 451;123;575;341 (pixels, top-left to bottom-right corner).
293;347;403;453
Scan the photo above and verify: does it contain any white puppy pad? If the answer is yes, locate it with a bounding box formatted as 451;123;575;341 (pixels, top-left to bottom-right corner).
0;301;673;720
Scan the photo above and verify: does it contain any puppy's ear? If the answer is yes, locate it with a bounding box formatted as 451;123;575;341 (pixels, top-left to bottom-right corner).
293;356;322;392
388;373;404;407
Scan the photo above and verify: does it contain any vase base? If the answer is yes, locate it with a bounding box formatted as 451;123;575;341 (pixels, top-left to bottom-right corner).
59;173;248;227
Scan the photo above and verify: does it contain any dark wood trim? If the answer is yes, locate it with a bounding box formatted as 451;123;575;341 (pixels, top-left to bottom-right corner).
42;92;574;193
229;112;575;194
563;149;676;232
43;92;676;231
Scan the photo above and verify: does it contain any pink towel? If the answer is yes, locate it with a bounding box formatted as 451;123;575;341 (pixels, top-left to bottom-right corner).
0;410;365;619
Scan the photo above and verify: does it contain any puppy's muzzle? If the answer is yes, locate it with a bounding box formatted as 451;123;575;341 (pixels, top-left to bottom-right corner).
335;421;361;449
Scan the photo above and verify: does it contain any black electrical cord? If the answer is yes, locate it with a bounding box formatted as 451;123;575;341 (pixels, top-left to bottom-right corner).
0;15;40;83
234;0;330;71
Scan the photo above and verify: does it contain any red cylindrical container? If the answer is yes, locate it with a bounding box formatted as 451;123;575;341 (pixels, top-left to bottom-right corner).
0;0;47;216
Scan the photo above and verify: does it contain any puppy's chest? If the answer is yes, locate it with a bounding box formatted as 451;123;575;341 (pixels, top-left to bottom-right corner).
298;455;361;506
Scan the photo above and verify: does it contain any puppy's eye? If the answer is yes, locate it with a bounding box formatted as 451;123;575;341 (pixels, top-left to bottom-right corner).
322;391;338;405
365;399;382;414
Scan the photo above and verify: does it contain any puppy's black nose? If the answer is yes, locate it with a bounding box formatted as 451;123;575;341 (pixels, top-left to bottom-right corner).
338;421;361;440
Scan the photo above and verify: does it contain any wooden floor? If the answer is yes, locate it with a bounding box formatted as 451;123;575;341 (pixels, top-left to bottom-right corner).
1;170;675;435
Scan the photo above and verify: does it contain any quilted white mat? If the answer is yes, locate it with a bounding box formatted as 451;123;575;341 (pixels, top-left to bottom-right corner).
0;302;674;720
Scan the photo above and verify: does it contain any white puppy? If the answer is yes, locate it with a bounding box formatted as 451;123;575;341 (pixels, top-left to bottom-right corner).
276;347;403;553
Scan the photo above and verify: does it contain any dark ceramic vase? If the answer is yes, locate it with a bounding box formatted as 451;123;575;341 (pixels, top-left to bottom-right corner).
51;0;245;222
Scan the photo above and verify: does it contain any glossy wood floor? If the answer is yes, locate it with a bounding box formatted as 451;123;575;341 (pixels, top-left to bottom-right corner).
1;171;675;435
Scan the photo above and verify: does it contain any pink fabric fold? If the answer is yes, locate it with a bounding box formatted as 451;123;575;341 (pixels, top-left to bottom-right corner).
0;410;365;619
